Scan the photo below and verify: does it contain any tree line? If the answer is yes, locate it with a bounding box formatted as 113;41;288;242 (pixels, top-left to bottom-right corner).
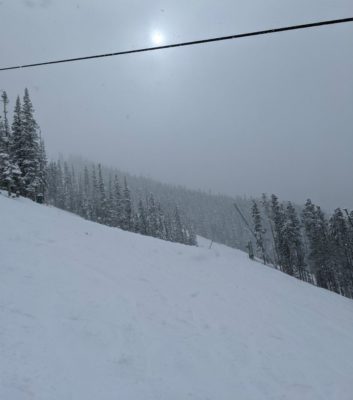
251;194;353;298
46;160;197;246
0;90;196;247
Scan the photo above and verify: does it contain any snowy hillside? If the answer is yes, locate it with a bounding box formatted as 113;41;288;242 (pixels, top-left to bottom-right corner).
0;193;353;400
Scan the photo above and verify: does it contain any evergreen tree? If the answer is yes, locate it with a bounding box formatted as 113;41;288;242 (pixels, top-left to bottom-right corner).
0;117;8;188
172;206;185;244
146;194;159;237
20;89;40;199
97;164;108;224
164;212;173;242
56;160;65;209
251;200;266;264
1;91;10;137
137;199;148;235
329;208;353;296
0;93;21;195
82;166;91;219
302;201;337;292
270;194;286;269
37;136;47;202
91;165;99;221
121;177;132;231
185;221;197;246
11;96;24;189
261;193;277;265
156;202;167;240
46;161;57;205
113;175;123;228
0;118;13;194
63;162;72;211
281;202;304;277
106;175;115;227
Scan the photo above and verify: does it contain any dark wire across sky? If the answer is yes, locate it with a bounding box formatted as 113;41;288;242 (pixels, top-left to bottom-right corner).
1;16;352;72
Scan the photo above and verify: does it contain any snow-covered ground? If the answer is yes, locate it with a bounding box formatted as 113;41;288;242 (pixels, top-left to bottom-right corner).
0;193;352;400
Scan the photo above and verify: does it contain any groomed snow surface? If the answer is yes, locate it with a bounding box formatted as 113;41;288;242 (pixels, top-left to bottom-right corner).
0;193;353;400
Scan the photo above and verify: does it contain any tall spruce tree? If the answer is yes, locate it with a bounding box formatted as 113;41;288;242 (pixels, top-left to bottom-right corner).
1;92;10;137
137;199;148;235
329;208;353;297
121;177;132;231
106;175;115;227
302;201;337;292
91;165;99;220
11;96;24;187
252;200;266;264
82;166;91;219
0;93;21;195
37;135;47;202
172;206;185;244
97;164;108;224
113;175;123;228
146;194;159;237
20;89;40;199
281;202;304;277
270;194;286;269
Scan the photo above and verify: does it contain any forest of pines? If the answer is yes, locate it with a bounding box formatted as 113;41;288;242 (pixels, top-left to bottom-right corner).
0;90;352;299
0;90;196;246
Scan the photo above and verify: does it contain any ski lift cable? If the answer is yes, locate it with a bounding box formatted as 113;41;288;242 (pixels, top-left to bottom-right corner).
0;17;352;72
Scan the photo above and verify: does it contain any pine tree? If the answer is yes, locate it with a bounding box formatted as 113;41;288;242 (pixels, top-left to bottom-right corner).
156;202;167;240
146;194;159;237
0;117;12;194
270;194;286;269
63;162;72;210
281;202;304;277
91;164;99;221
172;206;185;244
137;199;148;235
82;166;91;219
302;201;337;292
252;200;266;264
106;175;115;227
97;164;108;224
261;193;277;265
76;173;84;217
329;208;353;296
1;91;10;137
20;89;40;199
11;96;24;193
56;160;65;209
121;177;132;231
0;117;8;188
164;212;173;242
0;94;19;195
113;175;123;228
37;135;47;202
46;161;57;204
185;221;197;246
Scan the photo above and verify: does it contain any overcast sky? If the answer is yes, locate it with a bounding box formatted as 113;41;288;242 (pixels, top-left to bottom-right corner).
1;0;352;210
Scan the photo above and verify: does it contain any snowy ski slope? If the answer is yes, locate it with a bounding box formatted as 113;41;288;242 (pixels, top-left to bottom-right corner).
0;193;352;400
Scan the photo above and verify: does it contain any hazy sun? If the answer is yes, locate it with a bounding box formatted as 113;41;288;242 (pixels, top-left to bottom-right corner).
151;31;165;45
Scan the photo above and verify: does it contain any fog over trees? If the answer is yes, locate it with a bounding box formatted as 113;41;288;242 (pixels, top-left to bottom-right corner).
1;90;352;298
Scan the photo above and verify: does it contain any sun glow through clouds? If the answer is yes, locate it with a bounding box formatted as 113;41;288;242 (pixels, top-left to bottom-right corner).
151;31;165;45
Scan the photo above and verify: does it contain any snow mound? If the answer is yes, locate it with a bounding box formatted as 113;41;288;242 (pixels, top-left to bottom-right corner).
0;193;352;400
